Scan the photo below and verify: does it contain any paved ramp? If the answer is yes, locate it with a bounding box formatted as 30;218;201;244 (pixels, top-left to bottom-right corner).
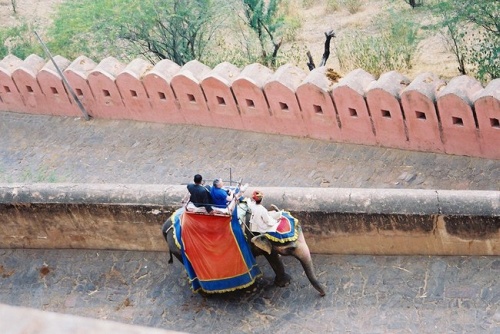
1;249;499;332
0;112;498;189
0;112;499;332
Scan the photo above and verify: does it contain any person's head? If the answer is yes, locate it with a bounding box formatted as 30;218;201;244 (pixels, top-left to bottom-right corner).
194;174;203;184
213;178;223;188
252;190;263;204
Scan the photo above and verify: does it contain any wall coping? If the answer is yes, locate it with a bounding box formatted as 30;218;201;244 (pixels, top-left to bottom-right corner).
1;183;498;216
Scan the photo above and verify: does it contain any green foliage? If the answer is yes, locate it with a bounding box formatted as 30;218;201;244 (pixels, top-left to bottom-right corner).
279;1;303;42
44;0;304;68
0;22;42;59
429;0;499;82
242;0;286;67
273;42;309;68
335;10;421;77
119;0;230;65
47;0;127;60
47;0;229;65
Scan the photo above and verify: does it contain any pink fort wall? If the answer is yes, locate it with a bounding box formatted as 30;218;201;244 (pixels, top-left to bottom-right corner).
296;66;340;141
64;55;98;118
401;73;445;153
37;55;81;117
366;71;410;150
437;76;483;157
142;59;183;124
87;57;126;119
0;55;27;114
0;54;499;160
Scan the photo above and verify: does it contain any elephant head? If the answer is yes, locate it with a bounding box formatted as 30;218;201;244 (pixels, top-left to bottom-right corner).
236;201;326;296
161;204;326;297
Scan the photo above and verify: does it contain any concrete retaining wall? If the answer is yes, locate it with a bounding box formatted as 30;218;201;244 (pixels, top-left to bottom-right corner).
1;55;499;159
0;303;182;334
1;184;498;256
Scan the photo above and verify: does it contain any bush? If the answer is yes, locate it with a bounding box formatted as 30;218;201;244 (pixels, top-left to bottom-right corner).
429;0;499;82
0;22;41;60
335;10;421;77
47;0;125;61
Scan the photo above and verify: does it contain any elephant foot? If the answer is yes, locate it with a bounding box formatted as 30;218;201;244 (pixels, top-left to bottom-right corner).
274;273;291;287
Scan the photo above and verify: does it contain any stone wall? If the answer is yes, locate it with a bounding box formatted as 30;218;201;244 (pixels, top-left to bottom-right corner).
0;54;499;159
1;184;498;256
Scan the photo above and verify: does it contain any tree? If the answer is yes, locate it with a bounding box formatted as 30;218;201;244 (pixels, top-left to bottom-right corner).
47;0;229;65
118;0;228;65
430;0;499;81
241;0;284;68
306;30;336;71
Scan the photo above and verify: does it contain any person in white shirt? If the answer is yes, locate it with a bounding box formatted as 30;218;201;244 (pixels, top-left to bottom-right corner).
248;190;281;233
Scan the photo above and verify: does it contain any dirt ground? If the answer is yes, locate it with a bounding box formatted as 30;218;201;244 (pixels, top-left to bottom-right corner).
296;0;458;79
0;0;458;80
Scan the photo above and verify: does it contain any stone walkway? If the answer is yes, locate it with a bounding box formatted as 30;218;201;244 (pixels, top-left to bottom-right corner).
0;111;499;333
0;249;499;333
0;112;498;189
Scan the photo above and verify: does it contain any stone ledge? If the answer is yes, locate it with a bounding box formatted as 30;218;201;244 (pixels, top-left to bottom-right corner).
1;183;498;215
0;183;498;255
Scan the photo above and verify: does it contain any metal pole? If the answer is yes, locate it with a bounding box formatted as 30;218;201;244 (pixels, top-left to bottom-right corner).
34;31;90;121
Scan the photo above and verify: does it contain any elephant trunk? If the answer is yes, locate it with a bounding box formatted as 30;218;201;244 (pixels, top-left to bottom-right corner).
295;232;326;296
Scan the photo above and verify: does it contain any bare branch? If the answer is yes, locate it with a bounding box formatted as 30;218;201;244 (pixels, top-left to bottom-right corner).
319;30;336;67
307;30;336;70
306;51;315;71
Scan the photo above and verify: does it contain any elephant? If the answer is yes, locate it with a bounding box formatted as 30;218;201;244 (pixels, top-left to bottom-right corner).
161;201;326;296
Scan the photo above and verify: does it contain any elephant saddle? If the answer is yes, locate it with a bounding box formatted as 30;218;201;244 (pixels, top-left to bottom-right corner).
171;208;262;293
263;211;299;244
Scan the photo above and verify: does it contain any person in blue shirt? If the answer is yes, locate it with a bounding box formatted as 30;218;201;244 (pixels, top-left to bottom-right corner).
210;178;234;208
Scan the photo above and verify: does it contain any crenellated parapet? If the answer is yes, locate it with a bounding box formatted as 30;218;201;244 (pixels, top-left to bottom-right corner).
0;54;499;159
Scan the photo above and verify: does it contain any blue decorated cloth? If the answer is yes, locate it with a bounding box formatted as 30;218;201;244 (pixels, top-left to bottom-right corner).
172;208;262;293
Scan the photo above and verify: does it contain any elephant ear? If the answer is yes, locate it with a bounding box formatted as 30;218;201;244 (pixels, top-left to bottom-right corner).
251;235;272;254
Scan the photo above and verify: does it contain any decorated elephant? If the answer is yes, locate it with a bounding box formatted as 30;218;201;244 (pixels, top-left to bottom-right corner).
161;200;326;296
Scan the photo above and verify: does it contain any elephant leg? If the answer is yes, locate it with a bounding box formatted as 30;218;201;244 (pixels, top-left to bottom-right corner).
162;219;182;264
292;232;326;296
262;251;291;287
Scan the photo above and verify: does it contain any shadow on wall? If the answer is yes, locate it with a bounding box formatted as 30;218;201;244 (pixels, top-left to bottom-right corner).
0;54;499;159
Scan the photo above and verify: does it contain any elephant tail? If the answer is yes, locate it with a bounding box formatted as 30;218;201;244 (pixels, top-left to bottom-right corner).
168;251;174;264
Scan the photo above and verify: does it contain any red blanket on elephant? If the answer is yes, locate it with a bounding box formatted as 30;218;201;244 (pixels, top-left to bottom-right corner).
172;208;261;293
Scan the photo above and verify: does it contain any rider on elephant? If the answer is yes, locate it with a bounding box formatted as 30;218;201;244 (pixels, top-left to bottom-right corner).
246;190;297;254
210;178;234;209
247;190;281;233
186;174;213;213
210;178;247;213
